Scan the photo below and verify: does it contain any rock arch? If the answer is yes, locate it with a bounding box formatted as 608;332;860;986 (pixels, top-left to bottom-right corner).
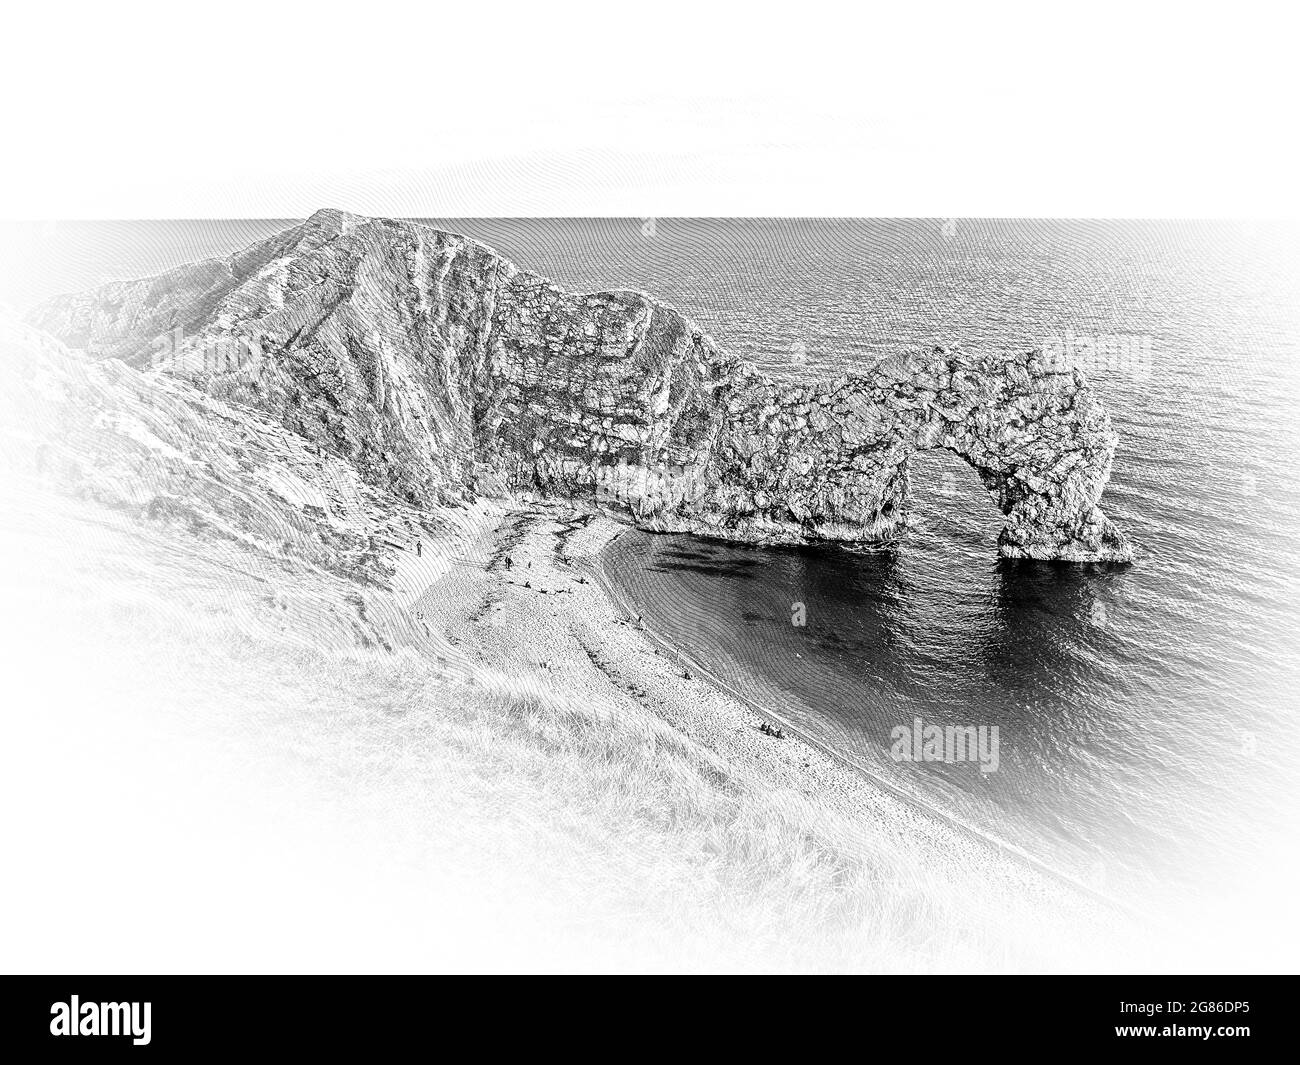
906;349;1131;560
625;344;1133;563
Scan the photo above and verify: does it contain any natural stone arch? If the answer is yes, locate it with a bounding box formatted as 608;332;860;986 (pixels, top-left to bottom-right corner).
902;347;1131;561
626;344;1133;563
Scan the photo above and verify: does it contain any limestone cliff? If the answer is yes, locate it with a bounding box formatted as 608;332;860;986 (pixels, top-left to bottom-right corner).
28;208;1133;562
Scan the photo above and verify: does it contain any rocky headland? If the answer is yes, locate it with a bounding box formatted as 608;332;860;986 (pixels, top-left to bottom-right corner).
28;208;1132;563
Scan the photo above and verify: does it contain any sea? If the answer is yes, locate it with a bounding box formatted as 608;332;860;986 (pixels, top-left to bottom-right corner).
5;216;1298;909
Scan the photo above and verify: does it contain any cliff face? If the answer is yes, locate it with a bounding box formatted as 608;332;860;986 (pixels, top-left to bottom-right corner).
28;208;1133;562
0;310;433;589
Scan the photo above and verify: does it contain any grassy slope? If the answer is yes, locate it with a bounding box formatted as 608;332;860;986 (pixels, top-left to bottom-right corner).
2;485;1146;972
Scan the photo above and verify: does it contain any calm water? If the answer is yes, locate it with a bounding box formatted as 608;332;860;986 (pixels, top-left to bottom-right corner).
6;218;1299;904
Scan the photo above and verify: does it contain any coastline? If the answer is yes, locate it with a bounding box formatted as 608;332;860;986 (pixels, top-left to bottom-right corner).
591;528;1143;913
0;305;1155;968
406;496;1148;960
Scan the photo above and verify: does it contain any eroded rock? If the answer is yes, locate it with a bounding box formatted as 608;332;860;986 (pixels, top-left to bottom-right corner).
29;208;1133;562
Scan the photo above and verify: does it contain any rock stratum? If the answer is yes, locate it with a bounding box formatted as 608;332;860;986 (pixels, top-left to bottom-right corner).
27;208;1133;562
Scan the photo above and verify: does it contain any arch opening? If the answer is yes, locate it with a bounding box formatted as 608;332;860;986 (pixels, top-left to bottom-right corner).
904;448;1006;548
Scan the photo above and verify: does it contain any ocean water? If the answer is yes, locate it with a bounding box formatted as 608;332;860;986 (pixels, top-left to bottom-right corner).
6;217;1299;906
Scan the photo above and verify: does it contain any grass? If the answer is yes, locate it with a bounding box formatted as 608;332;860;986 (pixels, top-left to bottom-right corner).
1;485;1145;972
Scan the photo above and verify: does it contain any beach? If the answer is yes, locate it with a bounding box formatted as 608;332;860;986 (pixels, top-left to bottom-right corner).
391;495;1149;967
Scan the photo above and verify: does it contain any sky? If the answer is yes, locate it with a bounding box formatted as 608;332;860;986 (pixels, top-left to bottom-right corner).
1;3;1295;219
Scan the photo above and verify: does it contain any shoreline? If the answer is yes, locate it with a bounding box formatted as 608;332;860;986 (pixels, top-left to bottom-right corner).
407;497;1142;944
594;543;1140;917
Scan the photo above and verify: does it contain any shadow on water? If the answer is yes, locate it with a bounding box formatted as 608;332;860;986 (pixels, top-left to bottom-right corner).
602;525;1178;884
622;528;1135;722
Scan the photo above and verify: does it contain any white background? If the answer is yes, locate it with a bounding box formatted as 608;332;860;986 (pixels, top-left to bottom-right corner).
1;1;1295;218
1;1;1297;975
